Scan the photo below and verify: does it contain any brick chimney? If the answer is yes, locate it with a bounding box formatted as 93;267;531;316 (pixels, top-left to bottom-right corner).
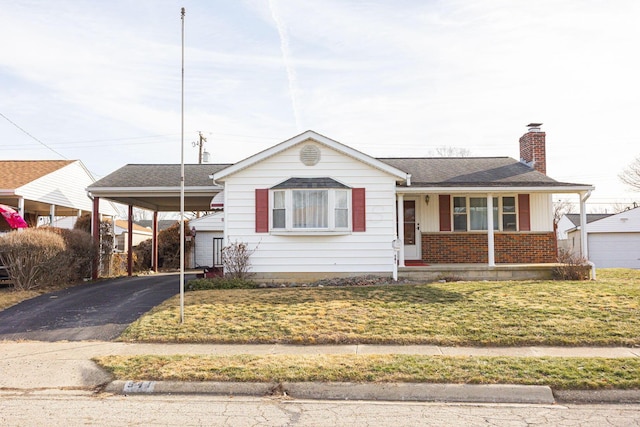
519;123;546;175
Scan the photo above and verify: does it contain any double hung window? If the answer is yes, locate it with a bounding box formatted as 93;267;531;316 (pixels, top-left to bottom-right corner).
452;196;518;232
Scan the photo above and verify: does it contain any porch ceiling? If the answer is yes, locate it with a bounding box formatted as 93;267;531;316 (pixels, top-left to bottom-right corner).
0;197;80;216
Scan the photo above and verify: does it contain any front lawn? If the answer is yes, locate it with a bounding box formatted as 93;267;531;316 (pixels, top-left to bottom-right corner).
119;269;640;346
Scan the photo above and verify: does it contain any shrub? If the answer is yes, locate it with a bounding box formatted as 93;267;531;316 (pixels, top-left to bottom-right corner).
73;213;114;277
554;249;591;280
110;253;129;277
0;229;66;290
133;239;152;272
42;227;97;286
186;277;256;291
222;240;255;280
157;221;192;269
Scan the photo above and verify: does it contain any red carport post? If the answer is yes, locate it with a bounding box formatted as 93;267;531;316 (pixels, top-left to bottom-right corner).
127;205;134;276
91;197;100;280
152;211;159;272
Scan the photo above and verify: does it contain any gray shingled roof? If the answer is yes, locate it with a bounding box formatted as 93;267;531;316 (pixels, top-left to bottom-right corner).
378;157;587;187
90;157;590;190
89;164;231;188
565;213;613;227
272;177;350;189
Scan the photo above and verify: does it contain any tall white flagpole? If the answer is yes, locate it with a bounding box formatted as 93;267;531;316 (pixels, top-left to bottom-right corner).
179;7;186;324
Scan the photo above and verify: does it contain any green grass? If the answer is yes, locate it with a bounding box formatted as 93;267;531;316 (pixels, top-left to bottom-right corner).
94;354;640;390
119;269;640;346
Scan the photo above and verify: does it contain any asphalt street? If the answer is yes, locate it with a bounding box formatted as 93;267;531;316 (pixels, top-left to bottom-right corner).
1;393;639;427
0;273;190;341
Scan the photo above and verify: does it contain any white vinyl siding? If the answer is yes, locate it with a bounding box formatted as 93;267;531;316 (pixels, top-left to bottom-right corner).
220;142;397;274
584;207;640;268
18;161;117;215
190;213;225;268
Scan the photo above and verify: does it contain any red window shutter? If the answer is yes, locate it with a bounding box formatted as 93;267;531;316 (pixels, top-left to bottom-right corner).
439;195;451;231
518;194;531;231
352;188;366;232
255;188;269;233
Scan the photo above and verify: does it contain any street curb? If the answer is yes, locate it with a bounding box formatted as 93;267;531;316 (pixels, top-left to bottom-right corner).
105;381;555;404
554;389;640;404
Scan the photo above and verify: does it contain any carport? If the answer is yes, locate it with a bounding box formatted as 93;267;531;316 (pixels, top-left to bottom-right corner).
87;163;229;279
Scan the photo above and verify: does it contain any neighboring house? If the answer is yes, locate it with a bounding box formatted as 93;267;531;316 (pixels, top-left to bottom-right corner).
556;213;613;253
88;125;594;280
0;160;118;230
565;207;640;268
136;219;178;232
112;219;153;253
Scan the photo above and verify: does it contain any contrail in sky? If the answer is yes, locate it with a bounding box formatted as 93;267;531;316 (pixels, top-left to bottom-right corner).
268;0;301;131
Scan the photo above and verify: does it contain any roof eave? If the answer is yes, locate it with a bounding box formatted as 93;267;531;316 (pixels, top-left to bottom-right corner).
397;184;595;193
213;130;408;183
87;186;223;198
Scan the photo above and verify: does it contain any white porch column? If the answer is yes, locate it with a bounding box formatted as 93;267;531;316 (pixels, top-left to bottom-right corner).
579;191;591;259
487;194;495;266
49;204;56;226
397;193;405;267
17;198;24;216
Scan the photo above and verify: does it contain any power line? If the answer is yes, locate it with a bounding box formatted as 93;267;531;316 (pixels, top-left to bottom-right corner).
0;111;68;159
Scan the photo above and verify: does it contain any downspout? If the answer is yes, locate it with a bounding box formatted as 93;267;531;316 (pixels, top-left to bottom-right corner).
579;190;596;280
397;193;405;267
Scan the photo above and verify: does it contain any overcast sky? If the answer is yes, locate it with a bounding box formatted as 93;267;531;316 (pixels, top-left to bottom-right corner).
1;0;639;211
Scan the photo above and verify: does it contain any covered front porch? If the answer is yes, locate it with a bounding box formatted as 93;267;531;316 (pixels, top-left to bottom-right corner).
394;188;592;270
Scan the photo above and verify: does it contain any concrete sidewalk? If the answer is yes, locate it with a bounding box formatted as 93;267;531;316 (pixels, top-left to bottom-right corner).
1;341;639;403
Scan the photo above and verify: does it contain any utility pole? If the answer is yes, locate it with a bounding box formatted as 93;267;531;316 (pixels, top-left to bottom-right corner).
196;131;207;164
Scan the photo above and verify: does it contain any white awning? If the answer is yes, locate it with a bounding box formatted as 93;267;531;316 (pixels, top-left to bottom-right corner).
210;191;224;210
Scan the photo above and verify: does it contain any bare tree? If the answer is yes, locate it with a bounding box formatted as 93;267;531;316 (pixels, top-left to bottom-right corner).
619;156;640;191
610;201;640;213
553;199;574;225
432;146;471;157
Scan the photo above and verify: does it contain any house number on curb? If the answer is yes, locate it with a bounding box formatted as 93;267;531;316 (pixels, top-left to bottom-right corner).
123;380;155;393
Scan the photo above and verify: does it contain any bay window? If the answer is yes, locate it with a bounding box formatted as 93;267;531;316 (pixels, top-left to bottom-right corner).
272;187;351;231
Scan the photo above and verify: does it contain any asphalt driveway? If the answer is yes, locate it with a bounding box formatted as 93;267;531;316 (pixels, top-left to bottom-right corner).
0;273;191;341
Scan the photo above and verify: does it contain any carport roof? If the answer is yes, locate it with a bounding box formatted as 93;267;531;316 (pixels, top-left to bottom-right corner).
87;164;230;212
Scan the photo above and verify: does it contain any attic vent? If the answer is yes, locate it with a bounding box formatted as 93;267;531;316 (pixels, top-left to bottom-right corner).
300;144;320;166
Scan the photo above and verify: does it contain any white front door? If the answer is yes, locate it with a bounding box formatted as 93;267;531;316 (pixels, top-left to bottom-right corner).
403;199;420;260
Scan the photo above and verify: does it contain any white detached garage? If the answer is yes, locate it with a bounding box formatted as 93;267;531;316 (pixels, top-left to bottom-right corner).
585;206;640;268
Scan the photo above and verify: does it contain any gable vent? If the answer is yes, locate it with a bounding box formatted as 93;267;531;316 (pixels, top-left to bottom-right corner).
300;144;321;166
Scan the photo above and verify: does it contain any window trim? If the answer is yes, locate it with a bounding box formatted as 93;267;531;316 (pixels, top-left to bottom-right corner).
270;188;352;232
451;195;520;232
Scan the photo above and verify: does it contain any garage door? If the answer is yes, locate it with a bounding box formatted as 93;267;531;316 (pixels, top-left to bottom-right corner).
588;233;640;268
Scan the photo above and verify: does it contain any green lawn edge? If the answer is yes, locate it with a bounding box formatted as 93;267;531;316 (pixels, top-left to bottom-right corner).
94;354;640;390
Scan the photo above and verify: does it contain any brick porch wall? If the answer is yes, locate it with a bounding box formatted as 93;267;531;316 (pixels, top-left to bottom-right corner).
421;232;557;264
